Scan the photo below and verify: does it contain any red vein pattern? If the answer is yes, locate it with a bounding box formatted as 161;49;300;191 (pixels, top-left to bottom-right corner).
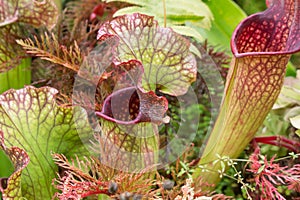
0;0;58;29
198;0;300;189
96;87;168;171
0;24;27;72
0;0;58;72
0;86;92;199
97;13;197;96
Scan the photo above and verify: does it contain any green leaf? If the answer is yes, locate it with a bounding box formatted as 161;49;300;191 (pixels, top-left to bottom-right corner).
274;75;300;109
296;130;300;137
286;61;297;77
196;0;247;51
257;165;265;174
107;0;213;41
234;0;267;15
290;115;300;129
97;13;197;96
171;25;204;41
0;149;14;178
0;86;92;199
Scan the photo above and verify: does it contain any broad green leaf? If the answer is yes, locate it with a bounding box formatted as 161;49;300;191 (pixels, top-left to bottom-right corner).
107;0;213;41
97;13;197;96
196;0;247;51
171;25;204;41
0;86;92;199
0;131;29;199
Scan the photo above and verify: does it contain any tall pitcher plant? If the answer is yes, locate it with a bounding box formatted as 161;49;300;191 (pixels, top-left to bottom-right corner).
194;0;300;188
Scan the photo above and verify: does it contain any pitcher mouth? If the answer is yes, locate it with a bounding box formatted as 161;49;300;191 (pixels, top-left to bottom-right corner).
231;0;300;58
96;86;168;125
98;87;141;124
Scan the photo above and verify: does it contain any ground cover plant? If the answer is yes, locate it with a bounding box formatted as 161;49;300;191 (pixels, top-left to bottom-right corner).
0;0;299;199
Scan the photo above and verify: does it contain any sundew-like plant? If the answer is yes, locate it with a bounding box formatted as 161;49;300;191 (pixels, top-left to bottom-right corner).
0;0;300;199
